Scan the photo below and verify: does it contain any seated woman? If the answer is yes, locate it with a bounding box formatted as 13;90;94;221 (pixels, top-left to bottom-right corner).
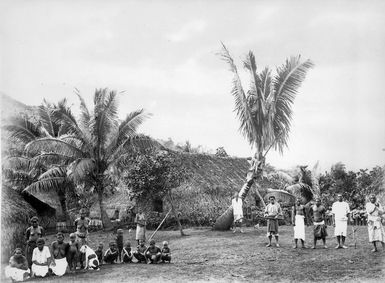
31;238;52;277
5;248;30;282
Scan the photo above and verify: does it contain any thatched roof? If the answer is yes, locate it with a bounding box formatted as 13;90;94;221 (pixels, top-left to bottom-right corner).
91;153;275;218
1;185;36;225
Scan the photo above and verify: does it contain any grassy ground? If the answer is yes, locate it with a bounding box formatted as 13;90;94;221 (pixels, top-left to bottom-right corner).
2;225;384;282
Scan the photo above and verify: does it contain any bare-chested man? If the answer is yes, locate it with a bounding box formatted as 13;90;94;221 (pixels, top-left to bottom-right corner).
309;198;328;249
292;198;307;248
50;232;69;276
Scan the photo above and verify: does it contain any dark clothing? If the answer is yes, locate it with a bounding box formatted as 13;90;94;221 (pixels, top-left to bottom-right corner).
95;250;103;264
104;249;118;264
314;224;328;239
161;247;171;262
116;235;123;262
121;247;132;263
133;245;147;263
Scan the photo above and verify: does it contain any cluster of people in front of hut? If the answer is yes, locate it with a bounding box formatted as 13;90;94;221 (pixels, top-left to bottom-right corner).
233;192;385;252
5;208;172;282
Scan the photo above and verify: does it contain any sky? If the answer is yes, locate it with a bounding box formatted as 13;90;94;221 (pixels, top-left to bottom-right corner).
1;0;385;172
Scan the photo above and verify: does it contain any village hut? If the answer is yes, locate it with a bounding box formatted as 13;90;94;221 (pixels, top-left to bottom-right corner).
1;185;36;262
95;153;278;228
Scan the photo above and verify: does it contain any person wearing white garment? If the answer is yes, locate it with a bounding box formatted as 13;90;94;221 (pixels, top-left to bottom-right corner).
50;232;69;276
366;194;385;252
332;194;351;249
292;198;307;249
4;248;30;282
31;238;52;277
232;192;244;233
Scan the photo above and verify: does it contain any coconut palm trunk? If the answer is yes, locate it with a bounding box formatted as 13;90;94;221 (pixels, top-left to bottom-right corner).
214;44;313;230
97;189;112;229
214;155;266;230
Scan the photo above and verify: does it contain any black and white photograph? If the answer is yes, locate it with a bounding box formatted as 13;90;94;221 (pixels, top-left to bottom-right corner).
1;0;384;282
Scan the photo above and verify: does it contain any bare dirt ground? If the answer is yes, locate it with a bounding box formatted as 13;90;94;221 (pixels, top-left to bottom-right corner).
2;225;384;282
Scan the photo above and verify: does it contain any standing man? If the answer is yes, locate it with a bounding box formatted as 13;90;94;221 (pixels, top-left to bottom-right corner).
264;196;282;247
365;195;385;252
74;208;90;269
232;192;244;233
332;194;351;249
309;198;328;249
292;198;307;249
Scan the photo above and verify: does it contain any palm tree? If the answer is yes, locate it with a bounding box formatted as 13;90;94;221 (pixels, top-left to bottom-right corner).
25;88;155;228
3;100;74;223
214;44;314;230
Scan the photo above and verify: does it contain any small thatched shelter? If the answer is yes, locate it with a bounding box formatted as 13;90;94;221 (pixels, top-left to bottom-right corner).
1;186;36;262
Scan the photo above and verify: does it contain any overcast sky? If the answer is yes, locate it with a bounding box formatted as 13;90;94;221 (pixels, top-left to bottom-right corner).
1;0;385;172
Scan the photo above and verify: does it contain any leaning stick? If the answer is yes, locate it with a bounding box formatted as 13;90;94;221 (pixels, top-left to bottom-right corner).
148;208;172;241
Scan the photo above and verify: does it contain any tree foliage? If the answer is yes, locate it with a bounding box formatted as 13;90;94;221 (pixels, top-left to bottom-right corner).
121;150;190;205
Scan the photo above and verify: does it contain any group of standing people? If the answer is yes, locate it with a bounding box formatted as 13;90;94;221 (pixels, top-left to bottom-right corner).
232;193;385;252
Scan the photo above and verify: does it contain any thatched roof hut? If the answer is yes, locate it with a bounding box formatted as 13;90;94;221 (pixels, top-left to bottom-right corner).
1;185;36;261
93;153;276;225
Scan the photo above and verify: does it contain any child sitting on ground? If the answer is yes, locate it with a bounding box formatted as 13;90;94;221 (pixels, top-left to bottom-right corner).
95;243;104;265
121;241;133;263
104;241;119;264
31;238;52;278
67;233;79;272
5;248;30;282
145;239;161;264
161;241;171;263
116;229;124;262
133;240;147;263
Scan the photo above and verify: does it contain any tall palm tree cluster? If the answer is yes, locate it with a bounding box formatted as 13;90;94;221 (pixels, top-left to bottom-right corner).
214;44;314;230
4;89;153;228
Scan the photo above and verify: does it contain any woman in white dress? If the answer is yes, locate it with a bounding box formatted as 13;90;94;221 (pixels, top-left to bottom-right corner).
135;207;146;245
366;195;385;252
232;192;244;233
31;238;52;277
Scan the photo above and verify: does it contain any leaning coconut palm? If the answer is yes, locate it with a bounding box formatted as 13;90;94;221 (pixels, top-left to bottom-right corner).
214;44;314;230
3;100;74;223
25;88;156;228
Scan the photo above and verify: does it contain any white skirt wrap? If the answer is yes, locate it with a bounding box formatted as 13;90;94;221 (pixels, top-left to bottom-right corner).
294;215;305;240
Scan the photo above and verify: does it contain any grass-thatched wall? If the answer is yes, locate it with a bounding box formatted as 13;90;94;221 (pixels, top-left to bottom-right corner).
1;186;36;262
95;153;275;227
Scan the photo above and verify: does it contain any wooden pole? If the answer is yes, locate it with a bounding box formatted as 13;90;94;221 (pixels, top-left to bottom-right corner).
148;208;172;241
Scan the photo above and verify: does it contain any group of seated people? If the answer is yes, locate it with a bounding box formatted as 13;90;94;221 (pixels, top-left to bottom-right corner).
5;216;172;282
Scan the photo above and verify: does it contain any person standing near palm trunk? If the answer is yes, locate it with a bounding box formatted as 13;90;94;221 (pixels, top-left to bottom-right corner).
214;44;314;230
232;192;244;233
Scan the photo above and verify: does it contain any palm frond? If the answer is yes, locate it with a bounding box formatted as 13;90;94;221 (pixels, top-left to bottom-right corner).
3;117;43;144
107;135;163;165
4;156;32;171
38;101;59;137
25;137;84;158
23;177;68;194
75;89;92;132
105;109;152;159
270;56;314;152
38;166;67;180
220;43;256;146
32;152;73;166
91;89;119;160
67;158;96;183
